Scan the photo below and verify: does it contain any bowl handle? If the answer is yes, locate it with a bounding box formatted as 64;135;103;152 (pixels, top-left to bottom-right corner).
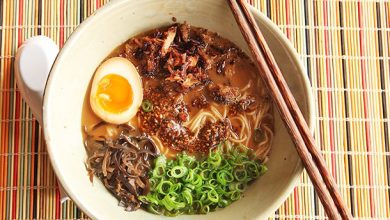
14;36;69;203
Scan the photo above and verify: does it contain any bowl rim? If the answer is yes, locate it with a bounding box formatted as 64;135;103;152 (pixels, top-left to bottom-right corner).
43;1;315;219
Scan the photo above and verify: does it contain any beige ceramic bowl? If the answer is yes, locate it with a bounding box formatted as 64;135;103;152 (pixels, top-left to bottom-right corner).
43;0;314;219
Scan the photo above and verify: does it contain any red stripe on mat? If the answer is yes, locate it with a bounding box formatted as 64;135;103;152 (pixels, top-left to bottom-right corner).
97;0;101;9
13;90;21;219
12;0;24;218
357;2;375;217
294;188;300;220
286;0;291;39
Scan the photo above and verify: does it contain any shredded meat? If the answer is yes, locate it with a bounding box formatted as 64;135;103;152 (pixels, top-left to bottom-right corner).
161;26;177;56
216;59;226;75
207;82;240;105
192;94;209;108
118;22;251;98
197;49;212;70
179;22;190;42
119;23;244;91
229;95;256;115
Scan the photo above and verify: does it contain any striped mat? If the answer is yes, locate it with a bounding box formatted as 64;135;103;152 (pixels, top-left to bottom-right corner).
0;0;389;219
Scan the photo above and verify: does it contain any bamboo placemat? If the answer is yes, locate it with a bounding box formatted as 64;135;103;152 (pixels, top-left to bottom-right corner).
0;0;389;219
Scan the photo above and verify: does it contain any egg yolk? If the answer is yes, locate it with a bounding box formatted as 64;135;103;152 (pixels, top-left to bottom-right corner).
96;74;133;113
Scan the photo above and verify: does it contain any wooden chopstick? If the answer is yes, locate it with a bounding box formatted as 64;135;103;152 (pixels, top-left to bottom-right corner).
227;1;353;219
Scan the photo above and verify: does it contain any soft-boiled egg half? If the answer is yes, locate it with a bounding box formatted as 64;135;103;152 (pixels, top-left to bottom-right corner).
90;57;142;124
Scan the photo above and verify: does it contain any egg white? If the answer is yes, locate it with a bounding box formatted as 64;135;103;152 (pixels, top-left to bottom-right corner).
90;57;143;124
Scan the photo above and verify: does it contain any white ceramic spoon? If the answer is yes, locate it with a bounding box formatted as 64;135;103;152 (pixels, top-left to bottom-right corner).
14;36;69;203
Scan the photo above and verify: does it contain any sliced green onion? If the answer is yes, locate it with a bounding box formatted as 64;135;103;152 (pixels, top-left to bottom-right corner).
197;192;207;202
235;144;249;153
147;203;163;215
200;169;211;180
156;181;173;195
161;193;185;211
193;200;202;212
184;183;195;190
152;165;165;177
139;194;159;205
207;189;219;203
170;166;188;178
244;161;259;177
170;183;182;192
208;179;218;187
155;192;165;201
182;189;193;205
192;174;203;187
149;178;158;189
259;164;268;176
217;170;234;185
141;99;153;112
183;169;194;183
200;161;211;169
201;205;210;214
142;142;267;216
208;151;222;167
218;199;230;208
230;182;247;192
229;190;241;201
179;154;196;168
215;185;229;196
233;168;248;182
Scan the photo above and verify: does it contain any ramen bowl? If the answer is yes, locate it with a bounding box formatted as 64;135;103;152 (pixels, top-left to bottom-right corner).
43;0;314;219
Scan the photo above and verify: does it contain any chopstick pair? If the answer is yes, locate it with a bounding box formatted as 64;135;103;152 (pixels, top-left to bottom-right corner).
227;1;353;219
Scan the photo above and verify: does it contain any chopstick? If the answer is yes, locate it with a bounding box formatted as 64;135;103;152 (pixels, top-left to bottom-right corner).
227;1;353;219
